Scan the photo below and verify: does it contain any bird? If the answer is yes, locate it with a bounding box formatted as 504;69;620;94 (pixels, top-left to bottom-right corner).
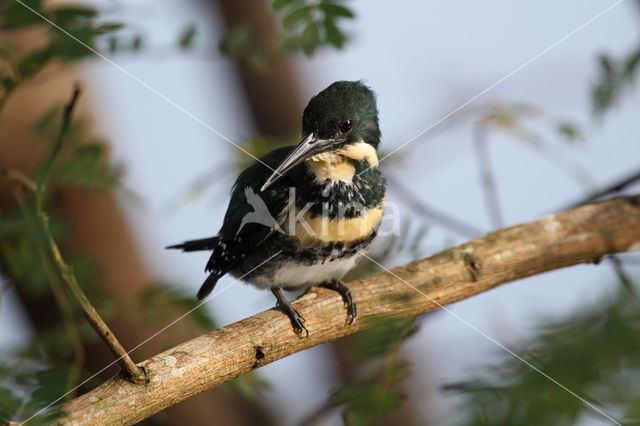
167;80;385;335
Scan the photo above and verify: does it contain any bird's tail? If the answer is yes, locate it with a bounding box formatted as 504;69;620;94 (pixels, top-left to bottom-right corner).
197;272;221;300
166;237;219;252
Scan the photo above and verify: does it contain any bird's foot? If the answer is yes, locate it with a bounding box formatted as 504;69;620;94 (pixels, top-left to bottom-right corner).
271;288;309;336
320;279;357;325
281;304;308;336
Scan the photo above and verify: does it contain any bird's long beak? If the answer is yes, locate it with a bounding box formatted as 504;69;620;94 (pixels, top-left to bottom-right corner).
260;133;334;192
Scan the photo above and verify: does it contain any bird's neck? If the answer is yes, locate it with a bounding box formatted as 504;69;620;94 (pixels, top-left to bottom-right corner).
304;140;379;187
291;140;384;221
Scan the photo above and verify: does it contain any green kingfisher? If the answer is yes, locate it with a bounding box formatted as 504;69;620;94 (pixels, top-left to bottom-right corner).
168;81;385;335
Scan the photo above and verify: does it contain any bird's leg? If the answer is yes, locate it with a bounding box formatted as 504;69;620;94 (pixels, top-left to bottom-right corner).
271;288;308;336
319;279;357;325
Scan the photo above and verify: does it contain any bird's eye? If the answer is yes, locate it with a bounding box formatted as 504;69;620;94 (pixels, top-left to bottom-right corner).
339;119;353;134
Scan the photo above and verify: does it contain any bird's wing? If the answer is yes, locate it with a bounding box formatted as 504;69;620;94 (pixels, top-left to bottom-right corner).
204;146;295;277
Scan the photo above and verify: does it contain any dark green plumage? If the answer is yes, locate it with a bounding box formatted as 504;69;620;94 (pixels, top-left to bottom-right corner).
302;81;381;148
168;80;385;335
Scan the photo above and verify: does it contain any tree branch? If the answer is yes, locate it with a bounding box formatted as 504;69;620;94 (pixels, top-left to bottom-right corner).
56;195;640;425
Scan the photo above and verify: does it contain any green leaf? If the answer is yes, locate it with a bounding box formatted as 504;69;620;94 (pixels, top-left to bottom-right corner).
351;318;418;359
224;371;271;402
2;239;50;299
0;386;22;422
56;143;121;189
449;285;640;425
556;121;583;143
282;6;312;29
94;22;124;35
50;25;98;61
30;368;70;404
107;36;118;53
272;0;298;11
179;23;198;49
300;22;320;56
624;48;640;79
50;6;97;26
1;0;45;30
136;283;217;333
334;384;403;426
1;74;16;92
17;46;55;78
34;106;63;138
319;2;355;19
280;36;301;52
220;25;255;55
324;19;345;48
132;35;143;51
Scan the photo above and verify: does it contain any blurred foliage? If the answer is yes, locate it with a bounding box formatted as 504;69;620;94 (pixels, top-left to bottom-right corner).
0;0;123;105
0;2;257;422
299;318;419;426
473;102;584;146
238;134;300;169
220;0;355;69
592;45;640;117
445;280;640;426
178;23;199;50
331;318;418;425
273;0;354;55
0;357;65;425
129;282;217;334
224;371;271;403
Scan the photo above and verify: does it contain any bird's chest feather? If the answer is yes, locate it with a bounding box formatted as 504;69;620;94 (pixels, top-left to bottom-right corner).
289;199;385;245
282;143;385;246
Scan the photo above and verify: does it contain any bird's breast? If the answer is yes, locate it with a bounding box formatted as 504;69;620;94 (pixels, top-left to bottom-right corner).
286;198;385;245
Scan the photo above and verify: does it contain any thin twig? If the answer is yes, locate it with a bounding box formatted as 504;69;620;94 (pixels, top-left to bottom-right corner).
473;122;504;228
0;85;147;384
609;255;640;305
40;249;86;398
30;85;146;384
0;166;37;193
8;184;86;396
35;83;82;188
566;168;640;209
39;227;145;383
386;174;484;238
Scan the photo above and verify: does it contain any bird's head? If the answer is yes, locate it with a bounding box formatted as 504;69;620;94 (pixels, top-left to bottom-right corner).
261;80;380;191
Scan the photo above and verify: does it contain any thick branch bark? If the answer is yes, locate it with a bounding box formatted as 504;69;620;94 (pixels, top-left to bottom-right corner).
57;195;640;425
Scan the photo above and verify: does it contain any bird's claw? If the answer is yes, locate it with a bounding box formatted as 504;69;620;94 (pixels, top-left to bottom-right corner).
275;300;308;336
288;307;308;336
345;297;357;325
320;279;357;326
272;288;309;336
